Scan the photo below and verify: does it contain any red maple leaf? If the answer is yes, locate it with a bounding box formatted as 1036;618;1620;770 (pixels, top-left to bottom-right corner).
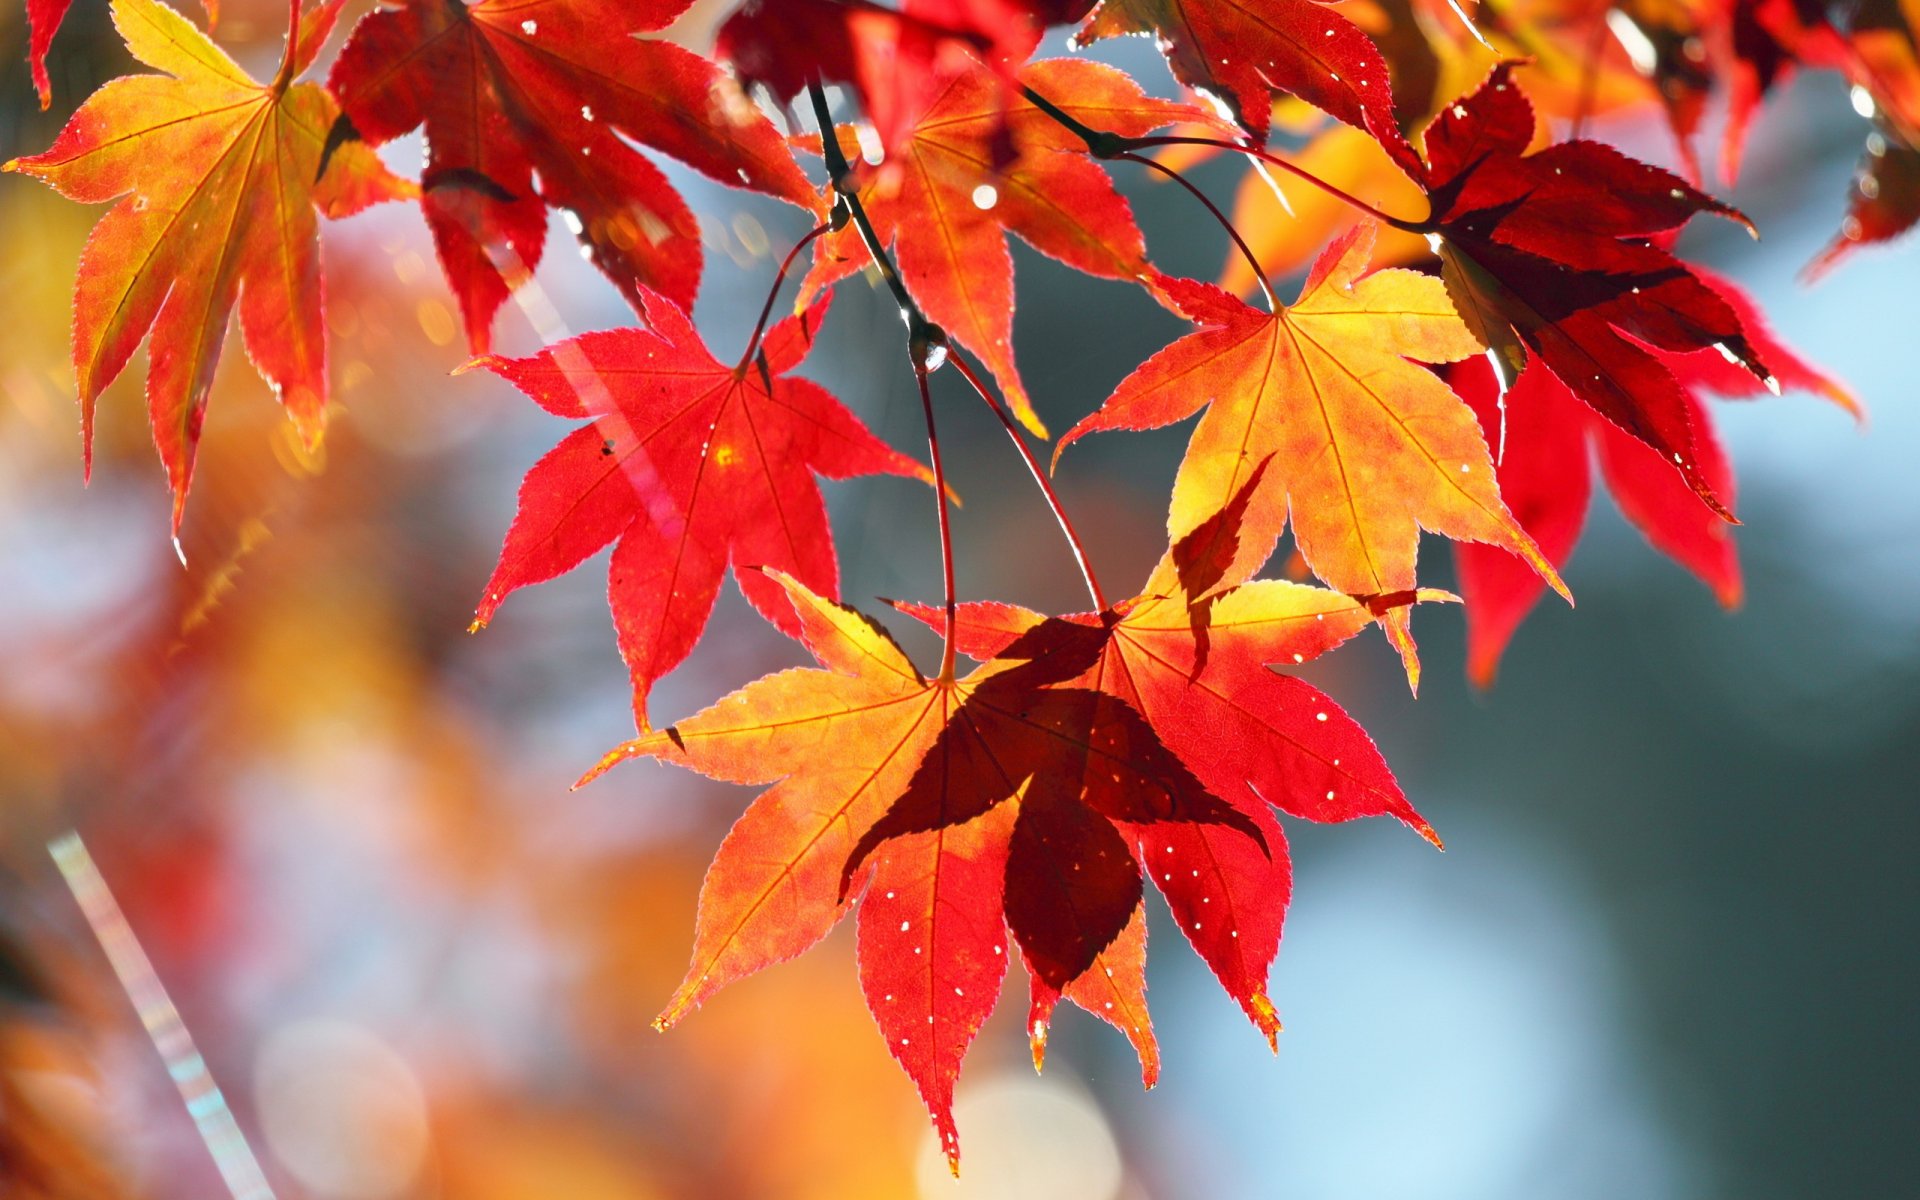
1451;269;1857;684
326;0;819;352
466;291;931;725
1417;63;1779;516
718;0;1087;154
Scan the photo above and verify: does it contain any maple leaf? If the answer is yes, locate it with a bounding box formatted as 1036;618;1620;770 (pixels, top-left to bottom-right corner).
1056;221;1565;683
1452;269;1857;684
5;0;414;532
1811;132;1920;275
580;571;1265;1167
25;0;224;109
1414;63;1777;516
892;474;1450;1047
1794;0;1920;275
465;290;931;726
1074;0;1424;175
325;0;818;353
719;0;1079;155
799;57;1224;435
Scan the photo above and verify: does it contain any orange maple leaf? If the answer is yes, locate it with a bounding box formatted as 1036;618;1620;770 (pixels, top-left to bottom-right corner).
6;0;414;532
1057;220;1568;684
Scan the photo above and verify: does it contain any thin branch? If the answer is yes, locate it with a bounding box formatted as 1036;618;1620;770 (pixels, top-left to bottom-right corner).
803;80;970;671
734;223;831;374
1116;150;1277;311
805;81;928;328
948;354;1108;612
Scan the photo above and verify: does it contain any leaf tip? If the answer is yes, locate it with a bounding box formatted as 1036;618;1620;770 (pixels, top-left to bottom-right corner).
1467;652;1501;692
573;740;642;789
1415;821;1446;851
451;355;502;377
1029;1017;1049;1075
1249;991;1281;1052
1545;563;1573;606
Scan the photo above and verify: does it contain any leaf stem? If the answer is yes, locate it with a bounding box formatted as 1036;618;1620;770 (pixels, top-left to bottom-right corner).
801;80;966;671
1116;151;1277;311
734;223;831;374
1126;137;1431;232
1016;83;1431;233
947;353;1108;612
271;0;302;95
915;365;959;682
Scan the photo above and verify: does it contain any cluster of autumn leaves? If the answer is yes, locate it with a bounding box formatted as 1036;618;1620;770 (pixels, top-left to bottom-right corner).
6;0;1890;1168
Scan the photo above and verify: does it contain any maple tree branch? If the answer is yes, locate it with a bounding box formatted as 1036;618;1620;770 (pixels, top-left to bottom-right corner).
1016;83;1431;233
806;80;930;330
799;82;968;670
735;223;831;374
948;353;1109;612
1116;150;1278;310
915;364;960;682
271;0;302;95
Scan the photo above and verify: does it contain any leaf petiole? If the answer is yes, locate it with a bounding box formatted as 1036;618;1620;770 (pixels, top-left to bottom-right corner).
914;358;959;683
1116;151;1278;311
1016;83;1432;234
948;354;1108;612
270;0;302;96
733;223;831;376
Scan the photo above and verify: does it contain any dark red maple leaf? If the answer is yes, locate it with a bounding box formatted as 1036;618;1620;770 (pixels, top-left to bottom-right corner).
893;472;1449;1047
1789;0;1920;274
1451;269;1857;684
466;290;931;726
1718;0;1835;181
326;0;818;352
579;570;1267;1167
1416;62;1776;516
